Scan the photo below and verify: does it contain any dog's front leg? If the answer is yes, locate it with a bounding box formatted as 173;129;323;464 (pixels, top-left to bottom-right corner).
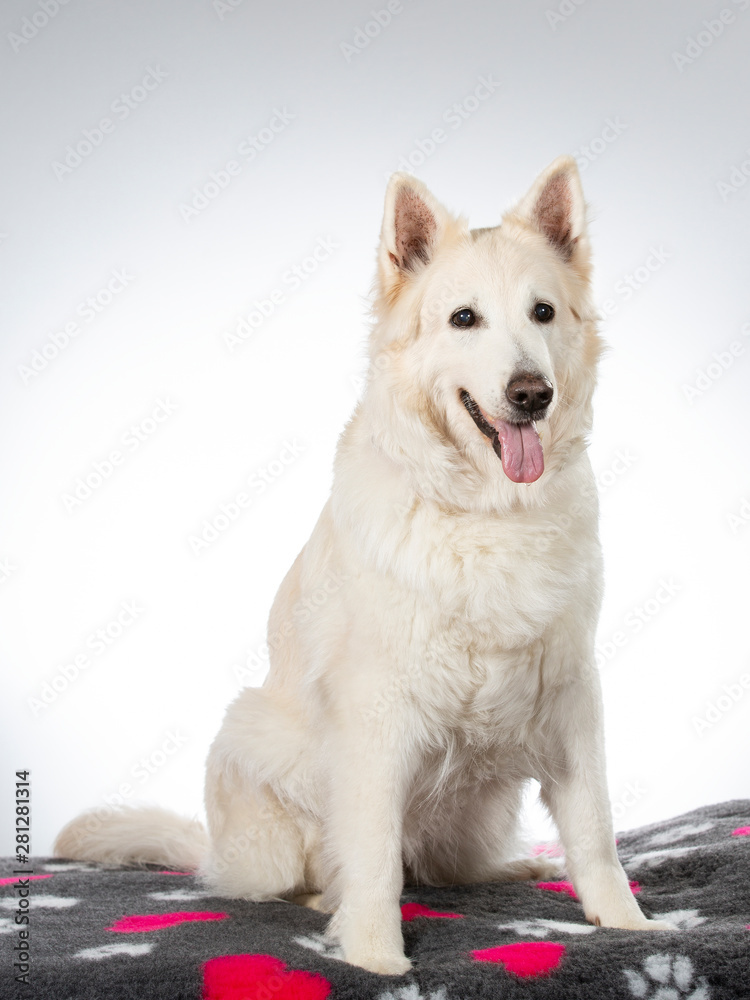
540;671;674;931
324;706;416;975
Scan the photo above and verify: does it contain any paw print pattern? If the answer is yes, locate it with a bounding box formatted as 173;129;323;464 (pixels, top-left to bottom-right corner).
623;953;710;999
74;942;154;961
378;986;448;1000
292;931;345;961
623;846;701;872
496;917;596;937
147;889;212;901
0;894;78;910
651;909;707;931
646;822;715;848
41;862;97;872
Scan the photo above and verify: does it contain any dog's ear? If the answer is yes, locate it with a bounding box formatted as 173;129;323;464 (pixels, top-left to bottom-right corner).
511;156;589;271
378;173;452;296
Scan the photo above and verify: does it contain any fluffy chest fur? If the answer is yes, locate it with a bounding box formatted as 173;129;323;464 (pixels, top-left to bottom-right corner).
330;428;601;641
301;441;603;749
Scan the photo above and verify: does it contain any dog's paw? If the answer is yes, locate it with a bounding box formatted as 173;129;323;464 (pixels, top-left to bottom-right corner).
489;856;564;882
328;901;410;974
344;949;412;976
291;892;327;911
599;916;678;931
526;856;564;881
623;953;709;998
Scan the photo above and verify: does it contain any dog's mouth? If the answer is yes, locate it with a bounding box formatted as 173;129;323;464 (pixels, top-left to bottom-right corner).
460;390;545;484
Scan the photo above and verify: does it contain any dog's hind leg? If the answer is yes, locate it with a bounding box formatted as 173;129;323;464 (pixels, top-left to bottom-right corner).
409;777;561;886
461;781;563;883
201;686;320;900
202;772;307;899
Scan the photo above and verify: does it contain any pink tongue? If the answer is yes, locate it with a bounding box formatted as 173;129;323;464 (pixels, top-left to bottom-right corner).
493;420;544;483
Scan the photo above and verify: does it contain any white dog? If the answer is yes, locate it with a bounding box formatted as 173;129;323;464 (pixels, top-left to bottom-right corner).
55;157;672;974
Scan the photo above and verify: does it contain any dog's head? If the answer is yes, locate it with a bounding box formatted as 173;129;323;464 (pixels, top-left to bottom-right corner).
368;157;602;497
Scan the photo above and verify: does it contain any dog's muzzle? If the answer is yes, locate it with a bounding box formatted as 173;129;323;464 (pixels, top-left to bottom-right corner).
460;377;550;484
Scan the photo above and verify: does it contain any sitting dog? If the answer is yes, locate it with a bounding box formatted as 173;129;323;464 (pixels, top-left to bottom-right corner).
56;157;672;974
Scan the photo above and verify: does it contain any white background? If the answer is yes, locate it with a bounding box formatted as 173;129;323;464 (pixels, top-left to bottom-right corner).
1;0;749;856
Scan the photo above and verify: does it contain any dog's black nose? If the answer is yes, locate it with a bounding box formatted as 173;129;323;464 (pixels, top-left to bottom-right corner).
505;374;553;415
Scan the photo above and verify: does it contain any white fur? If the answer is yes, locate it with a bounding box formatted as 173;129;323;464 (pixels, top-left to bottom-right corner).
54;158;673;974
54;806;207;870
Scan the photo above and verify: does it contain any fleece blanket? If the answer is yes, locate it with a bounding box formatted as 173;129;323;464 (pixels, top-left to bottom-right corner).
1;800;748;999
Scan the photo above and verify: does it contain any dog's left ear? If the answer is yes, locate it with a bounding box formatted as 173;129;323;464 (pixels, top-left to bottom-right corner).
511;156;589;273
378;173;454;298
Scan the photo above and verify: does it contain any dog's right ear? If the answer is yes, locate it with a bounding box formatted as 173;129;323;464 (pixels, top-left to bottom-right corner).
378;173;452;298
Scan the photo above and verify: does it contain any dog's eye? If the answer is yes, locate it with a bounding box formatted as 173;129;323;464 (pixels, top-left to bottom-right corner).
533;302;555;324
451;308;476;328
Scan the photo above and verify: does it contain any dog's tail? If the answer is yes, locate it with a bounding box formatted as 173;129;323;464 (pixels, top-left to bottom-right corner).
53;806;208;870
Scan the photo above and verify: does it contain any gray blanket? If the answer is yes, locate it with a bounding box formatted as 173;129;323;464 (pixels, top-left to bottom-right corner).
2;800;748;999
